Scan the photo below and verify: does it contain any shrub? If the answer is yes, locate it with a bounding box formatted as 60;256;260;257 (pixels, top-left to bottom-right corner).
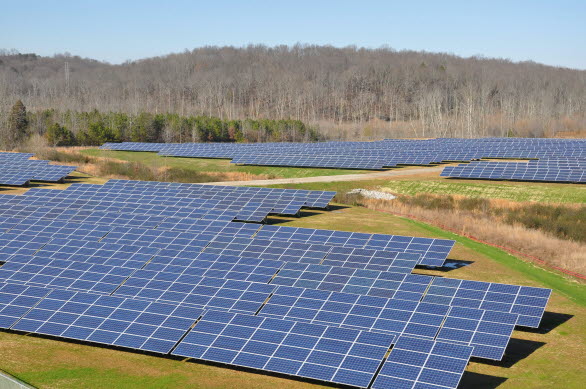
46;123;76;146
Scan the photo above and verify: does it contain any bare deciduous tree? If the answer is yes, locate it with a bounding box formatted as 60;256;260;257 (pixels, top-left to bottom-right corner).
1;45;585;139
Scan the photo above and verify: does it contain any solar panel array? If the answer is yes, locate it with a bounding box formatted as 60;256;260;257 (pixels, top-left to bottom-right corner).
173;310;395;388
0;152;77;186
441;158;586;183
101;138;586;182
0;179;553;388
0;179;335;224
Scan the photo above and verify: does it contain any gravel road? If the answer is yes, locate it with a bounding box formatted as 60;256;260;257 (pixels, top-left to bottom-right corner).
202;166;444;186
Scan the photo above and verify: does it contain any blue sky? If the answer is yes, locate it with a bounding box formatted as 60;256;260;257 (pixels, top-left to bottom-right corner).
1;0;585;69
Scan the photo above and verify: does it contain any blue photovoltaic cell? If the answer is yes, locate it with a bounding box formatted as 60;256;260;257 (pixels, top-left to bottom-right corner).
271;263;427;299
322;247;422;272
372;335;474;389
203;235;422;272
258;286;451;339
142;252;282;284
254;225;454;267
422;277;551;328
11;289;204;354
27;239;160;269
0;283;51;328
172;310;395;388
114;272;277;314
436;307;519;361
0;259;136;294
203;236;333;264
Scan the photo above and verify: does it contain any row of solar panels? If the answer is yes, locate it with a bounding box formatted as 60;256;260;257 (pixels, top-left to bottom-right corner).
100;139;585;183
0;245;550;388
0;231;549;330
0;282;473;388
0;152;77;186
0;180;336;223
100;138;586;151
0;244;546;352
441;163;586;183
0;210;452;268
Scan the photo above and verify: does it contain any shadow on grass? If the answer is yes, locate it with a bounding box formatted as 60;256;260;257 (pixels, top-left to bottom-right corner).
472;338;545;368
458;371;507;389
266;210;328;225
517;311;573;335
325;204;351;212
417;259;474;272
265;204;362;225
66;174;93;181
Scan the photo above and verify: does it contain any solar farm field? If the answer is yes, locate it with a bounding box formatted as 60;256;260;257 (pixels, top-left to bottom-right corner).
0;138;584;389
82;148;370;179
99;138;586;183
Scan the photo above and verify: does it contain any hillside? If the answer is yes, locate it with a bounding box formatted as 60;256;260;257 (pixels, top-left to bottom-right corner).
1;45;586;138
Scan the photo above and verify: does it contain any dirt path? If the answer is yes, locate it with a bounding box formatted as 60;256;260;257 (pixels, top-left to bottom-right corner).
203;166;444;186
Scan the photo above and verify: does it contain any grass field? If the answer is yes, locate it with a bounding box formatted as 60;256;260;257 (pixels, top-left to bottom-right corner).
378;177;586;203
267;175;586;204
80;149;369;179
78;150;585;203
1;205;584;389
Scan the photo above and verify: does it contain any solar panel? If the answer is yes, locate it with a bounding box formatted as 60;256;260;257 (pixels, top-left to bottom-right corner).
271;263;425;298
0;283;51;328
255;225;454;267
372;335;473;389
422;277;551;328
437;307;518;360
259;286;451;339
172;310;395;388
271;263;551;329
0;151;76;185
114;273;277;314
11;289;204;353
0;259;136;294
142;252;283;284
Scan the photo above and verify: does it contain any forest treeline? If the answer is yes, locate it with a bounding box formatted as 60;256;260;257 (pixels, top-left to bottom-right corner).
0;102;318;148
1;45;585;139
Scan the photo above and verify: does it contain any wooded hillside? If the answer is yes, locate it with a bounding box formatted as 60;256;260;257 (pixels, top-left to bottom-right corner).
1;45;585;139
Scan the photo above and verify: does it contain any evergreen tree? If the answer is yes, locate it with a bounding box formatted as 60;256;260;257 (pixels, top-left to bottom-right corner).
46;123;76;146
6;100;28;146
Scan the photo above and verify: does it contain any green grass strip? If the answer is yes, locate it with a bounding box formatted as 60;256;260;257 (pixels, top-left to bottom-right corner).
402;217;586;307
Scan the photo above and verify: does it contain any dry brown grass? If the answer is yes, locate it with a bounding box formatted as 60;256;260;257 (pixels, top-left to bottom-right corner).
34;148;273;183
203;171;273;181
360;197;586;276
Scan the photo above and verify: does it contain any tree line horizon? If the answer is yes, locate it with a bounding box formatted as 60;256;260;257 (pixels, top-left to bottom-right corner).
1;101;320;149
1;45;585;143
